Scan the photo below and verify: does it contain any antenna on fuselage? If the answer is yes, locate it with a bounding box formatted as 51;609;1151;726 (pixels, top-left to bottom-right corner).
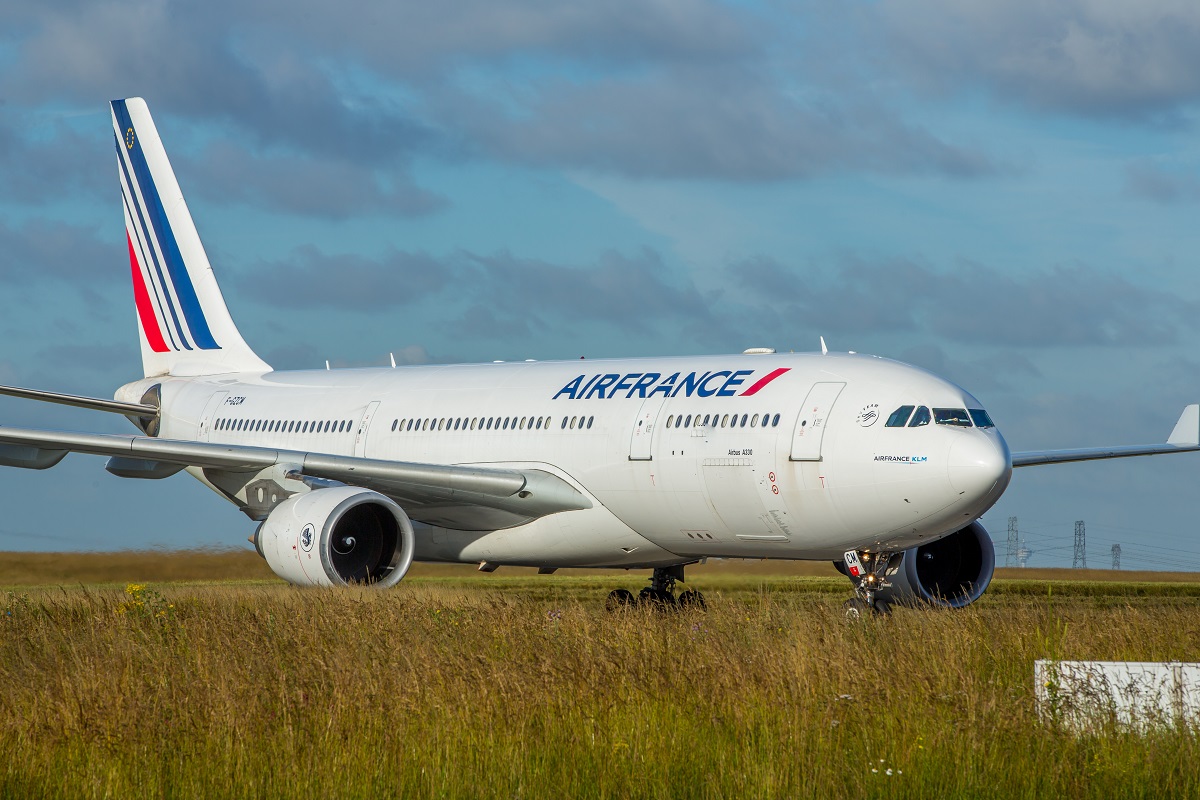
820;336;828;355
390;352;397;368
325;360;331;370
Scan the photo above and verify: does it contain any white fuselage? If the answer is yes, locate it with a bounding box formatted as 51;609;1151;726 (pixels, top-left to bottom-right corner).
117;352;1012;569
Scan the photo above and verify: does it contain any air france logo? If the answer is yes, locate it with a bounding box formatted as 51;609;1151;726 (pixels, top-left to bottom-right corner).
858;403;880;427
300;524;315;552
874;455;929;463
553;367;789;400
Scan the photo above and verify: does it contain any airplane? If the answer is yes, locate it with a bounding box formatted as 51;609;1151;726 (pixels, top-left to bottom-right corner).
0;97;1197;616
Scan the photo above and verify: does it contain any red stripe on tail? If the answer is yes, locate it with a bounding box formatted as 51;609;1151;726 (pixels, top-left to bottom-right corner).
740;367;790;396
128;233;169;353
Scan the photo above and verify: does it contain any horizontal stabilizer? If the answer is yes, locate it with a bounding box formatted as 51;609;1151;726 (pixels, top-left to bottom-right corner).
1013;404;1200;468
0;383;158;418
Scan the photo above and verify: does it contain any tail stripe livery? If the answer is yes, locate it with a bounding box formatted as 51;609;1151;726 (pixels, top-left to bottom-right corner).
112;99;217;351
121;193;181;351
109;97;270;378
125;232;169;353
119;163;185;351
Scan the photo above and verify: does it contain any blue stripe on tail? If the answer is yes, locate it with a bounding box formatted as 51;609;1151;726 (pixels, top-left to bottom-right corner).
111;99;220;351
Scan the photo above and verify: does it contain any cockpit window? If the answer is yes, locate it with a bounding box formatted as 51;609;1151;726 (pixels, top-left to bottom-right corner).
969;409;995;429
886;406;915;427
908;406;931;427
933;408;973;427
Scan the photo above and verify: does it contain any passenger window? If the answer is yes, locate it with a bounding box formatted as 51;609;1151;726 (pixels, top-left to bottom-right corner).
561;417;568;429
751;414;759;427
721;414;729;427
969;409;995;429
909;407;932;427
667;415;674;429
886;406;915;428
683;414;691;428
933;408;973;427
571;416;578;429
740;414;748;427
588;416;594;428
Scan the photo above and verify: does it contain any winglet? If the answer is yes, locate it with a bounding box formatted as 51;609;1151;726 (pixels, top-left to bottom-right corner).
1167;404;1200;446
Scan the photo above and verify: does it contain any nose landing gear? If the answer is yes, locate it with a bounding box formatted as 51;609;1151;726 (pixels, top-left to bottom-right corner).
842;550;896;619
605;565;706;612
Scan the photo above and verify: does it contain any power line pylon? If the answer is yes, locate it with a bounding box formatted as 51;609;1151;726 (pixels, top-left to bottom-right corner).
1006;516;1019;568
1073;520;1086;569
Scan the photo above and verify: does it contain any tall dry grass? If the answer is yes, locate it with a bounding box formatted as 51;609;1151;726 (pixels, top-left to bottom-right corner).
1;579;1199;799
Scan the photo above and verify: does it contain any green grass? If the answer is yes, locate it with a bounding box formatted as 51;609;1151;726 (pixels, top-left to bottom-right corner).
2;556;1200;798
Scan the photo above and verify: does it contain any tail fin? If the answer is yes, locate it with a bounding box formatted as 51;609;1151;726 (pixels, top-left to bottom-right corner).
111;97;270;377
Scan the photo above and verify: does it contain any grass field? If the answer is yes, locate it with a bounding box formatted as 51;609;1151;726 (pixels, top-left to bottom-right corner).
2;552;1200;798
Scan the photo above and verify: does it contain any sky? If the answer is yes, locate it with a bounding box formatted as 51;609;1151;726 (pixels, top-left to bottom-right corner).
2;0;1200;569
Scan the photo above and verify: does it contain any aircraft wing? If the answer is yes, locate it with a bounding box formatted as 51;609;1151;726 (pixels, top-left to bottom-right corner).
0;426;591;530
1012;404;1200;468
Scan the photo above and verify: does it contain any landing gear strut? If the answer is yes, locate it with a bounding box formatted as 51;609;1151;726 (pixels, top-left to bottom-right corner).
842;550;896;619
605;565;705;611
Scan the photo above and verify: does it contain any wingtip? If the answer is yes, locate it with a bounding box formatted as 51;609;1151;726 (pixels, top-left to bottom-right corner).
1167;404;1200;447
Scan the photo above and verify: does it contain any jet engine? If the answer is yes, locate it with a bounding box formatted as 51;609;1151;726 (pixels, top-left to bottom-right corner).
253;486;415;587
836;521;995;609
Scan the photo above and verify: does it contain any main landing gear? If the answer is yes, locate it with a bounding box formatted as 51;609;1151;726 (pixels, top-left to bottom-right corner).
841;549;896;620
605;565;706;612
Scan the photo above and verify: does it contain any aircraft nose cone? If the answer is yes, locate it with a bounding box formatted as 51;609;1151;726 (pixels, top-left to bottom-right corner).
948;433;1012;498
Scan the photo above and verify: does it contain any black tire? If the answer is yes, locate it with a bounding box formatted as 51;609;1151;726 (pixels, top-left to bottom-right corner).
843;598;870;621
677;590;706;611
638;587;676;607
605;588;636;612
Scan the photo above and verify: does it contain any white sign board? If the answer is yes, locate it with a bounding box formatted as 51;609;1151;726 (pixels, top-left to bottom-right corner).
1035;660;1200;731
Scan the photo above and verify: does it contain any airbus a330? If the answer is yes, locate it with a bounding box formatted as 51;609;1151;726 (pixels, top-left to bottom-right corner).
1;98;1195;615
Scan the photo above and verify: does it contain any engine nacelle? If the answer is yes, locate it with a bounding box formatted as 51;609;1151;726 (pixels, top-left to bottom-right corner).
870;521;996;609
254;486;415;587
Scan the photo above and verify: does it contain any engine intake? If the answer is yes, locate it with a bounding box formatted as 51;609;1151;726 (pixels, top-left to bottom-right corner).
254;486;415;587
877;521;995;608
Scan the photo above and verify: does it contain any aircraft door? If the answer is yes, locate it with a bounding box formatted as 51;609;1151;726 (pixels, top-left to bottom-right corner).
198;391;228;441
355;400;382;458
629;396;668;461
789;382;845;461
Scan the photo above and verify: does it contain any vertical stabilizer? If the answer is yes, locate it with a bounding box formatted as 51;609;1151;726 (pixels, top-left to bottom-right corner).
111;97;270;377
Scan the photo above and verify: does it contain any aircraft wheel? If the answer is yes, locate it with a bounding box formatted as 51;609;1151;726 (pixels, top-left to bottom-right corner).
605;588;636;612
677;590;706;611
638;587;676;607
843;598;870;622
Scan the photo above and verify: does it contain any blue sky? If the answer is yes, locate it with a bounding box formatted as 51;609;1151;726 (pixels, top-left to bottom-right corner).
2;0;1200;569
